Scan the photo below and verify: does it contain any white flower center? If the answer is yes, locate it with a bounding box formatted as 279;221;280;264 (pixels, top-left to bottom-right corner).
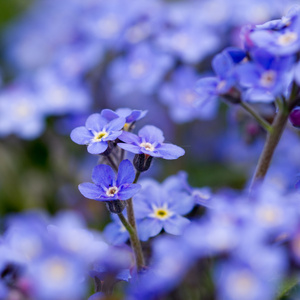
260;70;276;87
106;186;119;197
129;60;148;78
181;90;197;105
277;32;298;46
228;271;257;298
140;142;155;152
97;15;120;38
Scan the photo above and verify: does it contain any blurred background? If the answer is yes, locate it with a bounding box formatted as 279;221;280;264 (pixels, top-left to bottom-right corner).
0;0;298;227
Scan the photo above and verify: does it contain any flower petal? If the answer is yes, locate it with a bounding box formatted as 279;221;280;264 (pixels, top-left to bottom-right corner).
106;117;126;131
87;142;108;154
117;159;135;185
138;125;164;143
70;127;93;145
156;143;185;159
163;215;190;235
137;218;163;241
118;184;141;200
85;113;107;131
117;143;142;154
118;131;140;144
92;164;115;187
78;182;103;199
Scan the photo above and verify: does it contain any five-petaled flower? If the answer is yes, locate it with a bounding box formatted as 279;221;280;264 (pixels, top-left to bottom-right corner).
117;125;185;159
78;159;141;201
70;113;125;154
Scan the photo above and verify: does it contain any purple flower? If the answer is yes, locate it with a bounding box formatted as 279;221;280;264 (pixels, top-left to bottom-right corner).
79;159;141;201
245;6;300;56
159;66;218;123
118;125;185;160
236;49;294;102
101;108;147;130
103;212;130;245
195;47;245;105
70;113;125;154
133;179;194;241
108;43;173;96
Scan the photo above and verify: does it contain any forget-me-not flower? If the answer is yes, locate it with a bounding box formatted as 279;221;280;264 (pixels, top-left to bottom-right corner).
70;113;125;155
79;159;141;202
118;125;185;160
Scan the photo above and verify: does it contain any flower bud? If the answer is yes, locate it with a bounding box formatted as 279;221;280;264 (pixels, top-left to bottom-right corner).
289;107;300;128
105;200;127;214
133;154;153;172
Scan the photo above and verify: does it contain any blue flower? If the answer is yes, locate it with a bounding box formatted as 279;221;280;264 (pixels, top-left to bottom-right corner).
159;66;218;123
79;159;141;201
118;125;185;160
236;48;294;102
101;108;147;130
70;113;125;154
103;212;130;245
133;179;194;241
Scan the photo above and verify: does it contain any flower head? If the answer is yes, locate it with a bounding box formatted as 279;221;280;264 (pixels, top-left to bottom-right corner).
101;108;147;130
70;113;125;154
117;125;185;160
78;159;141;202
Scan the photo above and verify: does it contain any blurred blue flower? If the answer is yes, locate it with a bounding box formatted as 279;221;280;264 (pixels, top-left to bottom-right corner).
133;179;194;241
108;43;173;96
160;66;218;123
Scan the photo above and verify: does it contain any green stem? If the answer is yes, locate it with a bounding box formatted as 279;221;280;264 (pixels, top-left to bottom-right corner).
240;101;273;132
250;89;300;190
117;212;134;235
118;171;145;271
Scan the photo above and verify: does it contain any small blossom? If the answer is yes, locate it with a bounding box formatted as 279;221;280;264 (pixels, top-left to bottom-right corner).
101;108;147;131
118;125;185;160
78;159;141;202
134;179;194;241
70;113;125;155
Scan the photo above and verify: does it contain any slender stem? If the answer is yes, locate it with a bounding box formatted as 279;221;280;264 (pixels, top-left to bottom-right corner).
249;97;294;190
126;170;145;271
118;212;134;235
134;171;141;183
240;101;273;132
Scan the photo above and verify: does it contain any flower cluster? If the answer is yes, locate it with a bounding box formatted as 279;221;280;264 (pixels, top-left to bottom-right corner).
0;211;132;300
0;0;297;140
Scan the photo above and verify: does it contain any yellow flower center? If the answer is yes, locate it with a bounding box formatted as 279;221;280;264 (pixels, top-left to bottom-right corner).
123;123;130;131
93;131;108;142
150;205;173;220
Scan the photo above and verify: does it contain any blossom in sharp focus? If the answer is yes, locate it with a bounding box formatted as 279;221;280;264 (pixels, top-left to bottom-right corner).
101;108;147;131
70;113;125;154
79;159;141;201
117;125;185;159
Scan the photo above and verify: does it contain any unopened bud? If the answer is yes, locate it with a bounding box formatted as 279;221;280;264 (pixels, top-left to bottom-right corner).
289;107;300;128
133;154;153;172
105;200;127;214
